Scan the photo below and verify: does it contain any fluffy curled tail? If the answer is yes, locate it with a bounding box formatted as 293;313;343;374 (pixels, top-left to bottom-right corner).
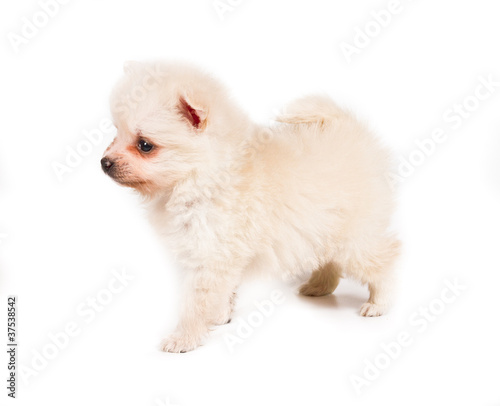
276;95;344;125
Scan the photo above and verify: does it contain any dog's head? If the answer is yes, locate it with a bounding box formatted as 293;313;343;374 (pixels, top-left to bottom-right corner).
102;61;247;197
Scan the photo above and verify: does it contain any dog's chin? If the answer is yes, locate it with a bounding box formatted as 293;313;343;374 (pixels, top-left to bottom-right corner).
112;176;163;197
109;174;146;188
115;179;145;187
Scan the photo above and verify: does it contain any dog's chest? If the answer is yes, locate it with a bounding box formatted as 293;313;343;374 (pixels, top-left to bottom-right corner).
149;194;240;268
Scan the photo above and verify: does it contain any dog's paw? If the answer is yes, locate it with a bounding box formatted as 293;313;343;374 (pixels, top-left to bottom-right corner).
212;292;236;325
212;307;233;325
359;302;387;317
159;332;202;353
212;314;231;325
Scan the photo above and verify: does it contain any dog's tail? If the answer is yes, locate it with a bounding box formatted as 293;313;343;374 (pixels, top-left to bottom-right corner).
276;95;344;125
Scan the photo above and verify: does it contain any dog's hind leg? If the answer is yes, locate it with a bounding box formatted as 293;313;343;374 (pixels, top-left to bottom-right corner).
299;261;342;297
344;235;401;317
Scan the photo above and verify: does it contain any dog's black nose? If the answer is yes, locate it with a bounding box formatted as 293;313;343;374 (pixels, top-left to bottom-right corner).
101;157;114;173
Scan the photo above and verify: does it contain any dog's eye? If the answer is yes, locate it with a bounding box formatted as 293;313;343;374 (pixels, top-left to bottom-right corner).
138;139;154;153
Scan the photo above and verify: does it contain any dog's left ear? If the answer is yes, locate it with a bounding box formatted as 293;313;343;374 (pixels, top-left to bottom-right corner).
178;96;208;131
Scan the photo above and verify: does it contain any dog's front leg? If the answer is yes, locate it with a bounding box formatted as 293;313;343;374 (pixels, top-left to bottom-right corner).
160;266;239;353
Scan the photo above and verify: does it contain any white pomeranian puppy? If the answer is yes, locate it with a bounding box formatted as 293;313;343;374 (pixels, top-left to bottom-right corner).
102;61;401;352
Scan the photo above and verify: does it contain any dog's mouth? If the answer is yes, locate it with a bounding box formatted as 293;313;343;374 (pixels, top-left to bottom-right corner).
116;179;147;187
102;160;137;185
103;166;136;185
119;179;160;197
108;171;154;193
109;172;145;187
101;159;160;196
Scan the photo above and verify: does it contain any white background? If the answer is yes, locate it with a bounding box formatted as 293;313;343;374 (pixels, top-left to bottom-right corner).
1;0;500;405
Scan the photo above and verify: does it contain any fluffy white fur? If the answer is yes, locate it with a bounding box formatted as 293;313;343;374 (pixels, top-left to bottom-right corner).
102;62;401;353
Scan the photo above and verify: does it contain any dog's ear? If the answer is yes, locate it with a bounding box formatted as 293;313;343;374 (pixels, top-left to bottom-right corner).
178;96;208;131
